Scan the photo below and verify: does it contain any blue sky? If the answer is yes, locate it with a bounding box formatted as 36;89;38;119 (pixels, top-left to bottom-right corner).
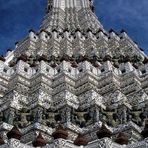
0;0;148;55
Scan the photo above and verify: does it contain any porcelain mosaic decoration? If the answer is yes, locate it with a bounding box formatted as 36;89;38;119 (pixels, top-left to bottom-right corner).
0;0;148;147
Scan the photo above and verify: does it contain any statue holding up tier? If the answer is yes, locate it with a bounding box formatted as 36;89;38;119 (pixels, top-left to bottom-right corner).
73;108;88;127
46;109;60;127
17;108;31;128
131;109;143;126
101;108;119;127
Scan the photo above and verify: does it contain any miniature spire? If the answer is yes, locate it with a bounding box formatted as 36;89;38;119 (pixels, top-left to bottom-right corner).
115;132;128;145
74;134;88;146
7;126;22;140
52;124;68;140
96;124;112;139
32;132;47;147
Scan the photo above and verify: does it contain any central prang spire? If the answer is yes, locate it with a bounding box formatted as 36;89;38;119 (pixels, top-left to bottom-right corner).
41;0;103;32
46;0;94;11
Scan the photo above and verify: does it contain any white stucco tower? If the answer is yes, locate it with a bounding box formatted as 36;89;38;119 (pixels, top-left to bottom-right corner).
0;0;148;148
42;0;103;31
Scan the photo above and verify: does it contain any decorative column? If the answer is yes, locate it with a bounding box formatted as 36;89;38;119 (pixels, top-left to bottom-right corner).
61;105;72;123
122;105;128;124
88;105;100;123
33;106;44;123
5;108;16;125
117;105;129;124
94;105;101;122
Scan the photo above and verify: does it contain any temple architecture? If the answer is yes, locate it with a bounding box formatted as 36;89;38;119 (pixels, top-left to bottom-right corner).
0;0;148;147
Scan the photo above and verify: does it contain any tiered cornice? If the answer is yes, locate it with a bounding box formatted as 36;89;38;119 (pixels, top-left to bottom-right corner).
0;0;148;147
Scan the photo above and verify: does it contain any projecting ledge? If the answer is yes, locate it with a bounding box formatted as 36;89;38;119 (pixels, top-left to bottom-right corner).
0;138;148;148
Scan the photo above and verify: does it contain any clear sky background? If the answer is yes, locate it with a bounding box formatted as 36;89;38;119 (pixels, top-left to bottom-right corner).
0;0;148;55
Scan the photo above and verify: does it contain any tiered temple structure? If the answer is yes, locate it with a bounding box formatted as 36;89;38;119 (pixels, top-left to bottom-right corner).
0;0;148;147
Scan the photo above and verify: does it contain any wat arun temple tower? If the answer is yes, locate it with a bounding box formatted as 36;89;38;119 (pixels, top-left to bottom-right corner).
0;0;148;147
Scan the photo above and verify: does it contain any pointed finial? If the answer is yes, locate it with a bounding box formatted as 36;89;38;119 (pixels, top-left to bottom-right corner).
115;132;128;145
32;132;47;147
52;124;68;140
120;29;127;34
0;55;5;62
7;126;22;140
74;134;88;146
96;124;112;139
109;28;115;33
